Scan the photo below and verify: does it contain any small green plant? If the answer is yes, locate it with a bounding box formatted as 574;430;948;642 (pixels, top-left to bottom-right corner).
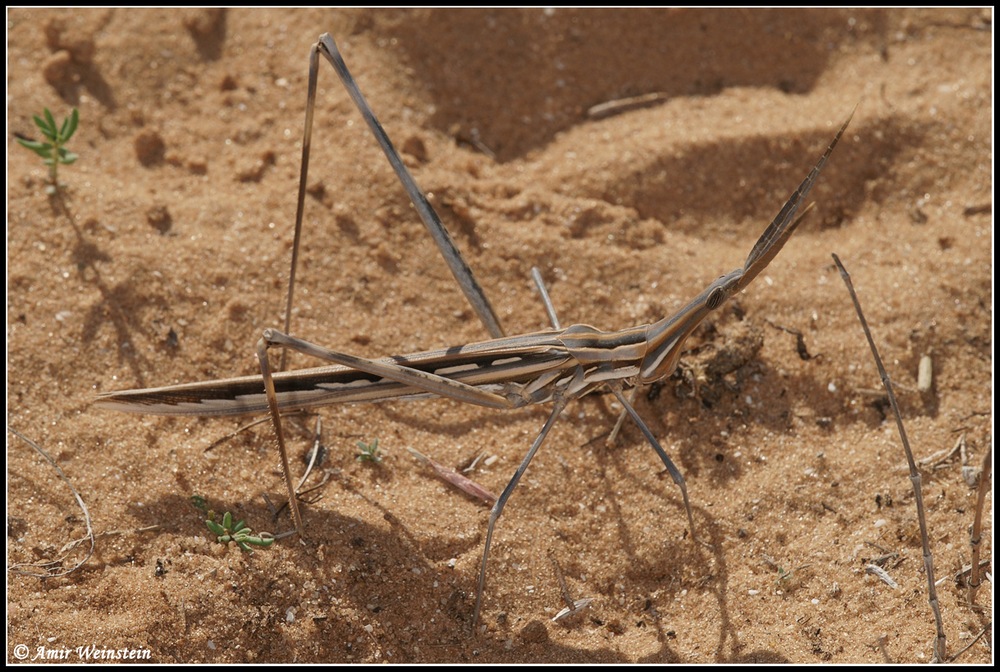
16;107;79;194
356;438;383;464
190;494;209;512
205;510;274;553
775;564;792;583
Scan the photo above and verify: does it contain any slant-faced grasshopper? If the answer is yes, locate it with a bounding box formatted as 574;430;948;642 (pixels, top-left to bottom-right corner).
96;33;853;628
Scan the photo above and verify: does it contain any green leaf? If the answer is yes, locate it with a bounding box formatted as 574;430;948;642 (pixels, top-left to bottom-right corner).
16;138;53;159
16;137;48;151
33;114;51;137
20;108;79;191
202;508;274;552
63;108;79;141
43;108;57;134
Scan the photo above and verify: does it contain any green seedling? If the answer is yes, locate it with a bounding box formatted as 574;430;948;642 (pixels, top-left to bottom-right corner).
190;494;209;513
16;107;79;194
775;564;793;583
356;438;383;464
205;510;274;553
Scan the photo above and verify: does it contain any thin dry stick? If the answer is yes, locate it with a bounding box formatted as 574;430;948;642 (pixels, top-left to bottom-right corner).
407;447;497;505
831;253;947;662
296;416;324;492
548;550;593;622
968;443;991;605
947;625;991;663
8;428;95;578
203;409;312;452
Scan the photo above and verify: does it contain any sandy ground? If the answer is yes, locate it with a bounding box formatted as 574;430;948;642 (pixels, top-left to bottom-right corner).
6;8;993;664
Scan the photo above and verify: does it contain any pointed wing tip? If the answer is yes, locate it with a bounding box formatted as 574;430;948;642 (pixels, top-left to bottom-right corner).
93;392;266;417
92;395;200;416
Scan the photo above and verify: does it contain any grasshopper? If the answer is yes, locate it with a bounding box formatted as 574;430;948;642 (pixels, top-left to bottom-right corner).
96;33;853;628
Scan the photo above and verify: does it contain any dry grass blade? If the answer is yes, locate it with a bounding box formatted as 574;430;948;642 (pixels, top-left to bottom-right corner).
831;253;947;662
865;563;899;589
8;428;95;578
968;443;991;605
552;598;594;622
587;91;669;119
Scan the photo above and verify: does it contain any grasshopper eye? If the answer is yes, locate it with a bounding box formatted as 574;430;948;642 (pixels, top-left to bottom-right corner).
706;285;728;310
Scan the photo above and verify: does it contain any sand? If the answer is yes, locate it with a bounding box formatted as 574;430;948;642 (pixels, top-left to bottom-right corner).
7;8;992;663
